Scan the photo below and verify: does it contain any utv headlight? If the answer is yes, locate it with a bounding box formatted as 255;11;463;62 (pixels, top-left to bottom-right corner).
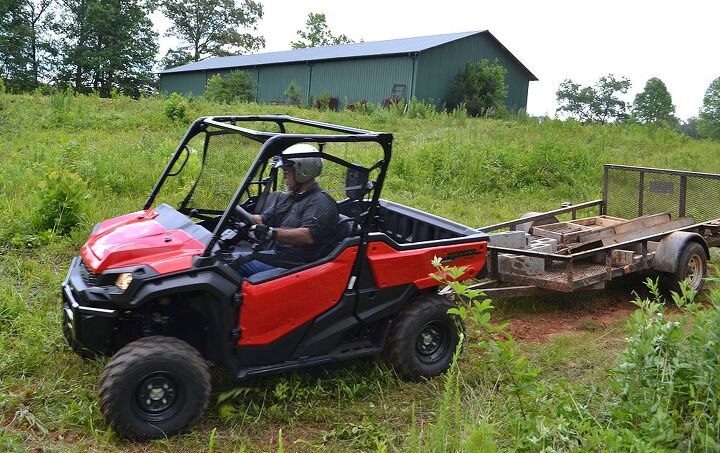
115;273;133;291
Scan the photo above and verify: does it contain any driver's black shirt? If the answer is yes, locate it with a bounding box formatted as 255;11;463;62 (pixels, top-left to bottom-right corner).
259;182;338;265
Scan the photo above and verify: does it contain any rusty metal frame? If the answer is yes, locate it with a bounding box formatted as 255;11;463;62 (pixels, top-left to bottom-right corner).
478;164;720;295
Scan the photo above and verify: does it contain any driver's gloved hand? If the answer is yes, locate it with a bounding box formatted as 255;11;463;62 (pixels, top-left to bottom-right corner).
249;224;276;242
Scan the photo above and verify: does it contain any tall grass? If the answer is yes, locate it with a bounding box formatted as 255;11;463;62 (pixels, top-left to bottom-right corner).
0;92;719;450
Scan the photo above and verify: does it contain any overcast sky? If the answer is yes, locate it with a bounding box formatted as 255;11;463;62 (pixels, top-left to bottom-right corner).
155;0;720;120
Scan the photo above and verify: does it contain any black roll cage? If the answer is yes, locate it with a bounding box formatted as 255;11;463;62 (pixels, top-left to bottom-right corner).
142;115;393;257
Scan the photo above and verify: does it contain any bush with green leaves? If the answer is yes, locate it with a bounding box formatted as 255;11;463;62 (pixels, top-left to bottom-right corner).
283;80;302;106
33;170;87;235
608;278;720;450
204;70;256;104
406;97;437;119
447;59;508;117
163;92;188;122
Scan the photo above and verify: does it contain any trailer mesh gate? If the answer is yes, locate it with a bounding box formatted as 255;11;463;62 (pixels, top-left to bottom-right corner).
603;165;720;223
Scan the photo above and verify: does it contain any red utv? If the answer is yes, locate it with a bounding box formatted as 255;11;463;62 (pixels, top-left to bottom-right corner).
61;116;488;439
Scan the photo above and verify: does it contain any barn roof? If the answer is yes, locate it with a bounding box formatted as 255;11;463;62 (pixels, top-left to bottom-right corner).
161;30;537;81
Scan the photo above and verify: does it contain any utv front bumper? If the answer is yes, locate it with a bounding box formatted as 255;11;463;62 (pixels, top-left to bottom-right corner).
62;257;118;355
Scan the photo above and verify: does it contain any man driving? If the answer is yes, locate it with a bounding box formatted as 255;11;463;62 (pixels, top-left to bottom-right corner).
232;143;339;277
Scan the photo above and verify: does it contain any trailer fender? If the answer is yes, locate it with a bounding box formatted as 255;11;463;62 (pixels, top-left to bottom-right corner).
653;232;709;273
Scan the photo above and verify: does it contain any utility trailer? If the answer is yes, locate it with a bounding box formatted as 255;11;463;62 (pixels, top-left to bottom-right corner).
470;165;720;298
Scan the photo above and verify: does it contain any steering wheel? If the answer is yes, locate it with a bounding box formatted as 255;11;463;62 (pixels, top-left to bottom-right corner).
233;205;257;226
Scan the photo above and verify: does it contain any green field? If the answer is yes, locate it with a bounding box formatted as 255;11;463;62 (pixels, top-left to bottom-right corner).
1;93;720;451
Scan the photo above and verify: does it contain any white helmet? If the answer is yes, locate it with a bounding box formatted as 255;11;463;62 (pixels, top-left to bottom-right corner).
281;143;323;184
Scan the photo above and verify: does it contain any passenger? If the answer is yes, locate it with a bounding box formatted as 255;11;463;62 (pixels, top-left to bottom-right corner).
233;144;339;277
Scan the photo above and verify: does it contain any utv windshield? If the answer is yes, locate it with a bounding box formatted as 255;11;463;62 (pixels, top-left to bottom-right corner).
146;116;391;256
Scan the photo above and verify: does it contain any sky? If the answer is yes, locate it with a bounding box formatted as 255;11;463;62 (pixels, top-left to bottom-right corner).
154;0;720;120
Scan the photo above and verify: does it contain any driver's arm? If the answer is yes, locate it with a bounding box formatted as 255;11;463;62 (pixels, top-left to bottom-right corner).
274;227;314;246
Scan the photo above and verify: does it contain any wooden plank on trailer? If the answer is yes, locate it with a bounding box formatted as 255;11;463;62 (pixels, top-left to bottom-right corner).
532;223;586;242
601;217;696;245
579;213;671;243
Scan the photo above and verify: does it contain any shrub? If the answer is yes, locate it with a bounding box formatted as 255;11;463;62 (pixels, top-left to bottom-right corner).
345;99;375;114
50;87;75;114
163;92;188;123
283;80;302;106
608;278;720;450
204;71;256;104
447;59;508;117
406;97;437;119
315;89;338;111
33;170;87;235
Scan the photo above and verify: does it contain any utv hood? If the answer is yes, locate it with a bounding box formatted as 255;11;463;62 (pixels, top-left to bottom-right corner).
80;204;211;274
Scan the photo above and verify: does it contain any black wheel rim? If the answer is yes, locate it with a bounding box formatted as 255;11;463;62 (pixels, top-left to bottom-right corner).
415;321;450;364
135;372;179;422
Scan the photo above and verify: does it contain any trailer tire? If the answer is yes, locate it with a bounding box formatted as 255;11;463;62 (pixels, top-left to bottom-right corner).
662;241;707;296
99;336;210;440
385;294;463;380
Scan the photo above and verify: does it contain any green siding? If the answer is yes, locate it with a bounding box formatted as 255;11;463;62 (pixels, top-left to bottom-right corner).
159;72;207;96
309;56;413;106
159;33;533;110
256;64;311;103
415;34;531;111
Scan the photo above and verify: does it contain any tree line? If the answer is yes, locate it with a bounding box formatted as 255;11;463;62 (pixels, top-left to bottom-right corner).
556;74;720;140
0;1;350;96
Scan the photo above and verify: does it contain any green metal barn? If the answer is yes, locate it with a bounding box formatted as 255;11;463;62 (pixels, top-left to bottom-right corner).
159;30;537;111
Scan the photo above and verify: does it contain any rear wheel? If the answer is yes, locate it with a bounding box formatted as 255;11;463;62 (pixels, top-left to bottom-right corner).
662;242;707;295
385;294;463;380
99;336;210;440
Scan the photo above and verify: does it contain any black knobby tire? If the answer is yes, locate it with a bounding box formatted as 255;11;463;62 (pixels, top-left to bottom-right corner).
385;294;464;380
662;241;707;295
99;336;210;440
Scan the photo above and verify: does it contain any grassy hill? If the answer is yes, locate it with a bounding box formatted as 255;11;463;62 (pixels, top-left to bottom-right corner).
1;92;719;451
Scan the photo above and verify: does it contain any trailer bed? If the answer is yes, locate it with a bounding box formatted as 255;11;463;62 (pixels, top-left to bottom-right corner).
476;165;720;296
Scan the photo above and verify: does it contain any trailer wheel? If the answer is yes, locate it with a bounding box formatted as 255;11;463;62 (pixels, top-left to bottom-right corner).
662;242;707;296
99;336;210;440
385;294;463;380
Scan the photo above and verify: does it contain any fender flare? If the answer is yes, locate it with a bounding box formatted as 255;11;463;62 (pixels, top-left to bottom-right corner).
652;232;709;273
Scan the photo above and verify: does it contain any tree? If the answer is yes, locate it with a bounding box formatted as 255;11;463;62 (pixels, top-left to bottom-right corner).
447;59;508;117
633;77;676;125
0;0;56;91
56;0;157;96
290;12;353;49
556;74;631;124
204;70;256;103
698;76;720;140
677;117;699;139
161;0;264;68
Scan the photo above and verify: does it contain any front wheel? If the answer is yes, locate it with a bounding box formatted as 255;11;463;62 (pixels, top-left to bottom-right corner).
385;294;463;380
661;241;707;296
99;336;210;440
